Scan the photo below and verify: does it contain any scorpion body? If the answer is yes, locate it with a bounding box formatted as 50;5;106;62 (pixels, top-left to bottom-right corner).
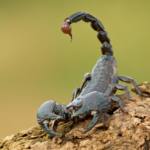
63;12;148;133
37;12;148;136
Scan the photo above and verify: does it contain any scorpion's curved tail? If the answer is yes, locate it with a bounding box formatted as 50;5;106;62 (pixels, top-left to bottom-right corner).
61;12;113;56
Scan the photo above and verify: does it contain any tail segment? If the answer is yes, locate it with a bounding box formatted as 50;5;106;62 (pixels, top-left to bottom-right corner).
61;12;113;56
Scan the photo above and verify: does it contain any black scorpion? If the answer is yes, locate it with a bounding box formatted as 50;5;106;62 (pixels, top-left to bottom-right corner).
37;12;148;136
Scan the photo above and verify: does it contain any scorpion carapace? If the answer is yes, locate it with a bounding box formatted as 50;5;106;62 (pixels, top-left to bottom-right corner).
37;12;149;137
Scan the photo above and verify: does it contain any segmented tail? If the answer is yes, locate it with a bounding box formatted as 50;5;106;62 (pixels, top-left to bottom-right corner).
61;12;113;56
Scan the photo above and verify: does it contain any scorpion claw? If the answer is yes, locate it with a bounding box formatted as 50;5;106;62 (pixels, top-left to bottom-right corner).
72;109;83;117
38;114;63;137
82;111;103;133
68;92;110;134
37;101;69;136
40;123;61;137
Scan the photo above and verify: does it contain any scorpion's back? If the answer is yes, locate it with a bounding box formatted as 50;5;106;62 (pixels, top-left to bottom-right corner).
80;55;117;96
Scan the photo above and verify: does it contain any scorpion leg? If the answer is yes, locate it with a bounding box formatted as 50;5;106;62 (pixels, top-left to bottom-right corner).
103;112;109;128
80;73;91;90
70;87;81;102
109;96;127;113
70;73;91;102
113;83;136;102
117;75;149;97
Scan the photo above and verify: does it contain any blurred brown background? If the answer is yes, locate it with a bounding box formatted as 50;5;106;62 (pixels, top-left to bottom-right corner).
0;0;150;138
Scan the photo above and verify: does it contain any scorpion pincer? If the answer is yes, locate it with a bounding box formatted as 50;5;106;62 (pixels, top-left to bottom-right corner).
67;92;126;133
61;12;149;133
37;101;72;136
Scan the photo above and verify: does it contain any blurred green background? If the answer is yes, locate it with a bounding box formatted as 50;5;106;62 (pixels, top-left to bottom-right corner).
0;0;150;138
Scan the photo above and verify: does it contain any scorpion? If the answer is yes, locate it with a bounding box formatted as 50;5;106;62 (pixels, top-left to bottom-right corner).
37;12;148;136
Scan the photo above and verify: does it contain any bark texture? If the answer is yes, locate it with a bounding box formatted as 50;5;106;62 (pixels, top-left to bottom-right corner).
1;82;150;150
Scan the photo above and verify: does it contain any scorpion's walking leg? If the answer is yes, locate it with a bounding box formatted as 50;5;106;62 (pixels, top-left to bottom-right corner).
113;84;136;102
103;112;109;128
112;75;148;98
109;96;127;113
117;75;148;97
70;73;91;102
70;87;81;102
80;73;91;90
82;111;103;133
